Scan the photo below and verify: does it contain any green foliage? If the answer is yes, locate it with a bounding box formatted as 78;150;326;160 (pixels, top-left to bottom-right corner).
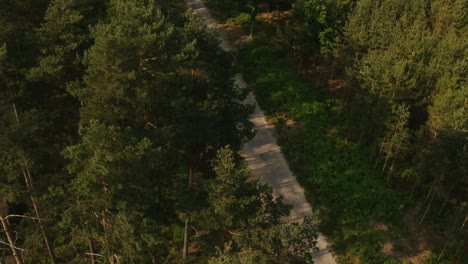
281;0;341;62
0;0;255;262
238;39;321;112
236;36;408;262
29;0;105;84
197;146;318;263
206;0;466;262
345;0;467;238
1;0;465;262
227;12;251;25
60;120;173;262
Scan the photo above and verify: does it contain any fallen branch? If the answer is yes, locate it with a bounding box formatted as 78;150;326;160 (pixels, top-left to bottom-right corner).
5;214;46;221
0;240;24;251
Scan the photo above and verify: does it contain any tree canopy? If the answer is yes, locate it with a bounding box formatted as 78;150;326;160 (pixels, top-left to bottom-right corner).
0;0;318;263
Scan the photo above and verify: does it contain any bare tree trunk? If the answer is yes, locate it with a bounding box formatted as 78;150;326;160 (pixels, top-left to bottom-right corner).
425;184;434;201
183;219;189;260
438;194;450;215
184;150;204;260
249;5;258;38
11;99;56;264
420;188;436;224
22;168;56;264
386;151;398;183
436;240;448;262
189;168;194;188
249;21;254;38
454;240;463;256
89;240;96;264
381;112;404;177
297;57;303;75
0;215;23;264
374;147;384;168
380;151;391;178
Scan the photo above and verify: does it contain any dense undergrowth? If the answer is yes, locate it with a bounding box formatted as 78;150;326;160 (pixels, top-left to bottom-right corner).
236;38;410;263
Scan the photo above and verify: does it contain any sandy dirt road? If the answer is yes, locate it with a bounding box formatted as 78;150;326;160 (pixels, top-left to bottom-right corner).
185;0;337;262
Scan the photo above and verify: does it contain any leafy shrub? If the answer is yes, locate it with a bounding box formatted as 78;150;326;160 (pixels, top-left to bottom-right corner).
227;13;251;25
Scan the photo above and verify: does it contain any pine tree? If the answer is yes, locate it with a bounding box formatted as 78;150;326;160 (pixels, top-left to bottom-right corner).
195;146;318;262
61;120;176;262
58;0;253;261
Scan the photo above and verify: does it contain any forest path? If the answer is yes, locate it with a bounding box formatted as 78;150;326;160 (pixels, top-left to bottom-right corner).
185;0;336;262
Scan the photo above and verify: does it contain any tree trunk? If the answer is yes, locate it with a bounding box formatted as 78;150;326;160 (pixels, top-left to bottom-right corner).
436;240;448;262
425;184;434;201
454;240;463;256
380;151;391;178
22;168;56;264
438;194;450;215
183;219;189;260
0;215;23;264
420;188;436;224
89;240;96;264
297;57;303;75
11;99;56;264
249;21;255;38
381;113;404;177
189;168;193;188
374;147;384;168
386;151;398;183
249;6;258;38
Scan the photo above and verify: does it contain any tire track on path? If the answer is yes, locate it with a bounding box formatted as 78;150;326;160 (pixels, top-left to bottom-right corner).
185;1;337;262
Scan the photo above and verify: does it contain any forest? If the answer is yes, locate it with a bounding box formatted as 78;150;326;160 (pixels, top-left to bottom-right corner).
0;0;466;263
0;0;319;263
203;0;467;262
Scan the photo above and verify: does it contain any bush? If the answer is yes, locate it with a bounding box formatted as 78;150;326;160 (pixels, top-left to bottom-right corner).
226;13;251;25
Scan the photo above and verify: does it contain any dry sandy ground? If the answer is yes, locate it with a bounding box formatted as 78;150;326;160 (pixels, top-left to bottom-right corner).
185;0;337;262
